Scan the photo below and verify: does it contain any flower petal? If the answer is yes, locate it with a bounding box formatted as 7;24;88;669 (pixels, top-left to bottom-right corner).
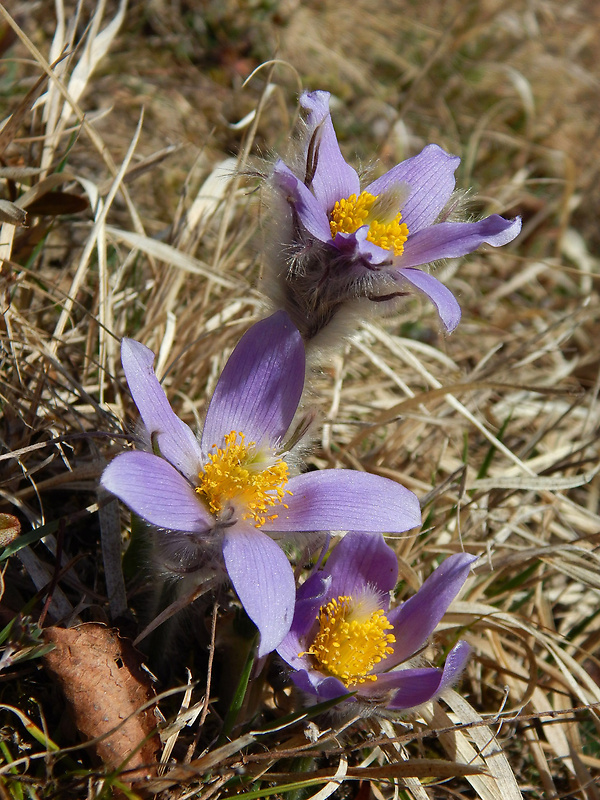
396;268;462;332
121;338;203;481
386;553;477;666
201;311;305;451
322;531;398;600
360;668;443;704
101;451;213;532
222;525;296;657
397;215;522;269
289;667;350;702
300;90;360;210
336;226;391;266
385;640;471;710
365;144;460;233
276;572;332;670
272;160;333;242
276;625;312;673
262;470;421;534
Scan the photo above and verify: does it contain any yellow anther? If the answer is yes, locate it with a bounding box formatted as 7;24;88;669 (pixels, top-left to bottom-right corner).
196;431;291;526
302;595;395;687
329;190;409;257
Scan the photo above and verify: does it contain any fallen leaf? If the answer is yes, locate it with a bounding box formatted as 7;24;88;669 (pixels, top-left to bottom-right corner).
0;513;20;547
24;191;89;216
42;623;159;780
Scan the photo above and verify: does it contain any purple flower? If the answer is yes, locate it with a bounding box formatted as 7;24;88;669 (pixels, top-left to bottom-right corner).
101;312;421;656
268;90;521;340
277;531;475;710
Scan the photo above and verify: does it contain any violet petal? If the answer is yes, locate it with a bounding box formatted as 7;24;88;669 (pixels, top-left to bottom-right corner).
385;640;471;710
121;338;203;481
276;573;332;670
101;450;213;532
201;312;305;452
321;531;399;601
300;90;360;211
262;470;421;534
336;226;392;266
386;553;476;667
222;525;296;656
359;667;443;705
312;674;354;702
397;215;522;269
276;624;312;673
290;668;351;702
288;667;319;694
396;268;462;332
366;144;460;233
272;160;333;242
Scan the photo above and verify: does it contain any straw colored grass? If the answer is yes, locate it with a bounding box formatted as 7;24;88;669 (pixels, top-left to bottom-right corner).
1;0;599;797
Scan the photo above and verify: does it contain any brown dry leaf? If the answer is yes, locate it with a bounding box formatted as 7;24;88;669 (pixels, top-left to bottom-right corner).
0;513;20;547
42;623;159;779
24;191;89;217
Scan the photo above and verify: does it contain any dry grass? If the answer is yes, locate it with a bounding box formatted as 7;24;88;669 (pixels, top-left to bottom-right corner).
1;0;600;797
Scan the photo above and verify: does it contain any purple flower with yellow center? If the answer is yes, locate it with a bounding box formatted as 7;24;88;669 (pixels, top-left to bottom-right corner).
269;90;521;340
101;312;421;656
277;532;475;710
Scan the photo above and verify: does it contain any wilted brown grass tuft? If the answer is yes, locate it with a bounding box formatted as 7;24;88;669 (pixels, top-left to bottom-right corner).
1;0;600;797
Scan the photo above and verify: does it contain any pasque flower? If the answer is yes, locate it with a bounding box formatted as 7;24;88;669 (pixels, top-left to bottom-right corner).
101;312;421;656
267;90;521;341
277;531;475;710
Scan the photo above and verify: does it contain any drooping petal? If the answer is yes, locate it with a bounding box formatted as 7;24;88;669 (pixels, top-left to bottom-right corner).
289;667;350;702
101;451;213;533
386;553;477;667
261;470;421;534
222;525;296;657
121;338;203;481
395;268;462;332
365;144;460;233
300;90;360;211
384;640;471;710
321;531;398;600
397;215;522;270
360;667;443;705
287;667;320;694
201;312;305;451
272;160;333;242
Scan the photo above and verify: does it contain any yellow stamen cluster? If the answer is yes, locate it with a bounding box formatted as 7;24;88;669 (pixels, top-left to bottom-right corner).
329;191;409;256
304;595;395;687
196;431;290;526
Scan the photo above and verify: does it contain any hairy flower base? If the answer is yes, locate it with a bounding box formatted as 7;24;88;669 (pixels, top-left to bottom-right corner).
329;191;409;256
197;430;290;526
303;594;395;686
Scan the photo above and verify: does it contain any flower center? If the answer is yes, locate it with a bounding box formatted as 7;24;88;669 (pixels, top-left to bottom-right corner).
304;594;395;687
196;430;290;526
329;191;409;256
